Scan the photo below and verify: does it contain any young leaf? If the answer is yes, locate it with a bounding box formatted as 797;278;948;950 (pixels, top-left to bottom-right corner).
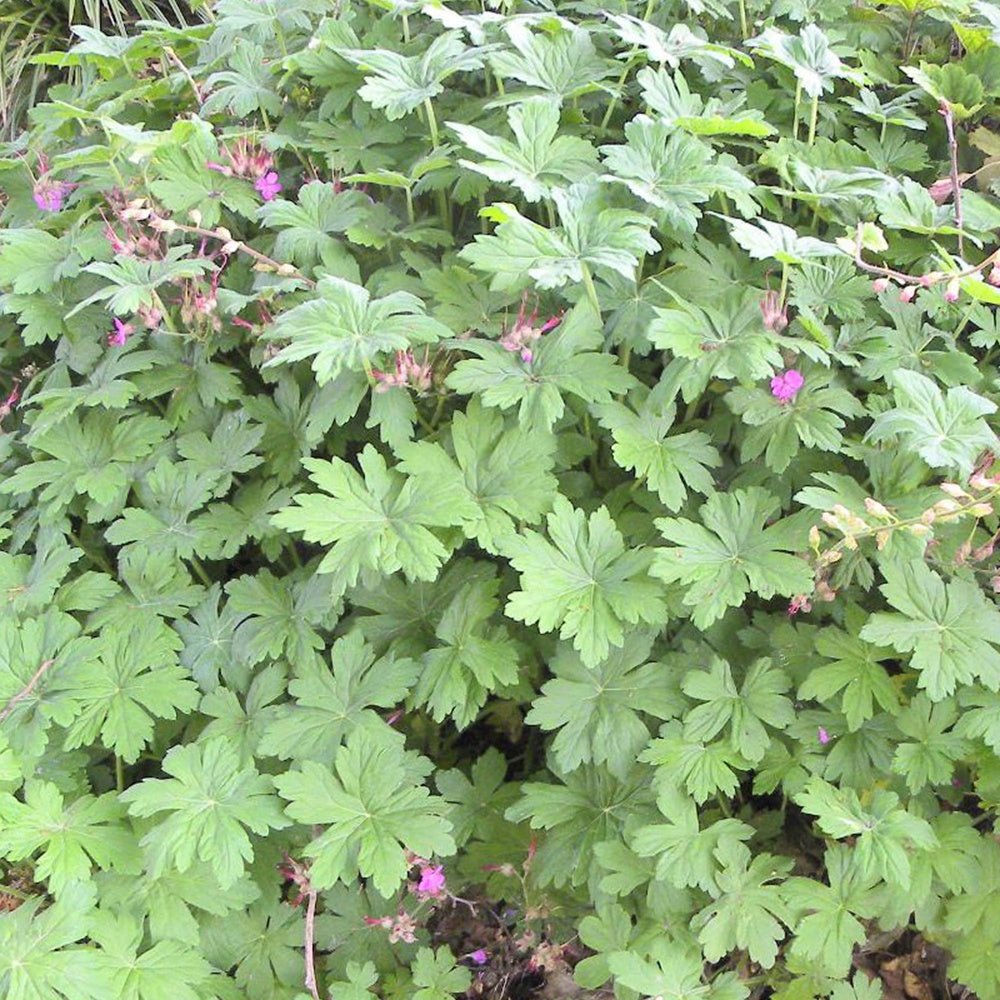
272;445;472;591
121;737;290;889
262;276;453;385
860;560;1000;700
794;777;937;887
593;392;720;510
56;619;198;764
652;488;813;629
866;369;998;476
501;495;668;667
274;727;455;896
448;98;598;202
682;657;795;764
526;632;684;778
411;947;472;1000
0;781;140;895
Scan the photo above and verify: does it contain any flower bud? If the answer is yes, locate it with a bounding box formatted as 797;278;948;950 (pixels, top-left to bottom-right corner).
943;278;960;303
940;482;969;499
920;271;943;288
899;286;917;303
864;497;891;519
989;264;1000;287
968;502;995;517
872;277;890;294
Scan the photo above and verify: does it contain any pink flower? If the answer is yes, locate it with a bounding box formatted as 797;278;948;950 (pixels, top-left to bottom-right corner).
416;864;446;897
255;171;282;201
469;949;488;965
788;594;812;615
818;727;830;745
770;368;804;402
33;178;71;212
107;318;135;347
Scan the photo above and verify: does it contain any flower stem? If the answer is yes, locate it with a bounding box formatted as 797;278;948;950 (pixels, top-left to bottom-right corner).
807;93;819;145
580;263;601;316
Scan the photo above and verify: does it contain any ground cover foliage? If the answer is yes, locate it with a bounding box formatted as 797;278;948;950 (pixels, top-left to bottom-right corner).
2;0;1000;997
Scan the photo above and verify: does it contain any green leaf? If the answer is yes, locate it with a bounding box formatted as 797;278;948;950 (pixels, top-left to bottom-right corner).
794;777;937;887
639;721;746;804
694;840;793;968
631;784;754;893
262;276;453;385
594;392;720;510
121;737;290;889
411;947;472;1000
860;560;1000;700
339;32;485;120
259;631;418;762
607;939;747;1000
259;181;369;268
412;575;519;730
682;657;795;765
87;909;214;1000
56;619;196;763
397;398;558;552
652;488;813;629
726;372;865;475
448;98;598;202
799;626;899;731
272;445;471;590
749;24;866;97
601;117;755;236
0;230;81;294
526;632;684;778
782;846;878;977
502;495;668;667
460;181;658;291
446;302;635;433
489;21;614;101
0;881;107;1000
274;727;455;896
202;40;283;118
890;694;970;792
866;369;998;476
720;214;840;265
0;781;140;894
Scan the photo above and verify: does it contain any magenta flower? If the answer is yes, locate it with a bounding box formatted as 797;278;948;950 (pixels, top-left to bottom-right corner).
818;727;830;745
107;318;135;347
33;179;70;212
469;949;488;965
255;171;282;201
416;864;446;897
770;368;804;402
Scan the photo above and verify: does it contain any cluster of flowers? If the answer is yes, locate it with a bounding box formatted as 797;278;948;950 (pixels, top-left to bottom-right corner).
372;351;433;393
498;299;562;363
206;136;282;201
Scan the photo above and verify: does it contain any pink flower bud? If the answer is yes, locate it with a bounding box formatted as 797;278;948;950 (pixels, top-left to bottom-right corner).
944;278;960;303
818;727;830;745
872;277;890;294
927;177;953;205
899;286;917;303
989;264;1000;287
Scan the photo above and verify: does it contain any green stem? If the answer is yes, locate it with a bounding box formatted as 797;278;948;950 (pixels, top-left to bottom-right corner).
402;12;410;44
778;262;789;308
424;97;440;148
807;93;819;146
580;263;601;316
115;754;124;793
792;81;801;141
737;0;749;39
405;186;415;226
189;557;213;588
